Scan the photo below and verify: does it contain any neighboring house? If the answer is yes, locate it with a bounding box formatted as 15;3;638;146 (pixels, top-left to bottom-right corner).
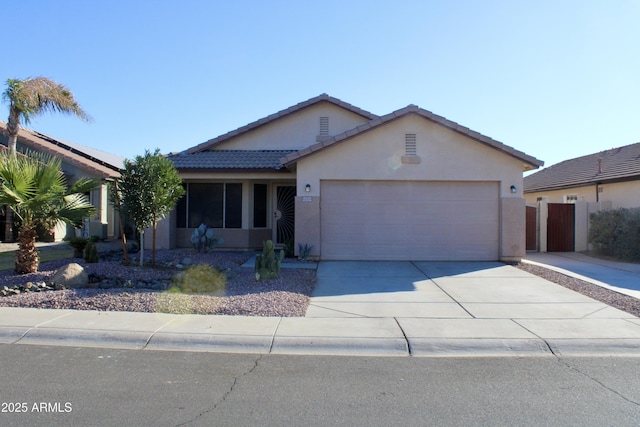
159;94;543;262
524;142;640;209
0;121;124;242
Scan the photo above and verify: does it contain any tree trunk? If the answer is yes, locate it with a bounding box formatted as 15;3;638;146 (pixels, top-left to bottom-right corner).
4;132;18;243
151;218;157;266
139;230;144;267
15;223;39;274
113;181;129;265
7;134;18;154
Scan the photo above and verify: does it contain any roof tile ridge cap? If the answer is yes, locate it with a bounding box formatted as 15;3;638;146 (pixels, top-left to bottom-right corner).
322;94;379;118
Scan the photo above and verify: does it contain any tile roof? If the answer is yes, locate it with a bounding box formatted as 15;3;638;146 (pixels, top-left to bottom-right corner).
524;142;640;192
168;150;295;170
0;121;123;179
281;105;544;170
184;94;378;154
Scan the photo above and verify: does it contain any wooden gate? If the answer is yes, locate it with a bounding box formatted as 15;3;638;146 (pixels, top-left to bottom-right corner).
547;203;575;252
525;206;537;251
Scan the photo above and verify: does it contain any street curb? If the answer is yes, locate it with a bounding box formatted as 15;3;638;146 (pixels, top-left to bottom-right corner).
271;336;409;356
0;326;31;344
147;333;273;354
17;328;152;350
546;338;640;356
408;338;553;357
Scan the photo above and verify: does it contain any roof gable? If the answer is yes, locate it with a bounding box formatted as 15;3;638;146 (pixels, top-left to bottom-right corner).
184;94;378;154
524;142;640;193
282;105;543;170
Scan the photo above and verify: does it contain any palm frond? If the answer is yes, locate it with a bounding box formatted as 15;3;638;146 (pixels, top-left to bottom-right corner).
3;76;92;127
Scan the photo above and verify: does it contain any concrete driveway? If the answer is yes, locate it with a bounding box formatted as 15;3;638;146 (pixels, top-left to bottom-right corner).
302;260;640;356
307;261;624;319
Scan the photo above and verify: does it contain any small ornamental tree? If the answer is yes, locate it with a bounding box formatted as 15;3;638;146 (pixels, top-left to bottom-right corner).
119;149;184;266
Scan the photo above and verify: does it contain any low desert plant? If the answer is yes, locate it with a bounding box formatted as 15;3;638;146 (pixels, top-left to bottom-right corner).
68;237;89;258
298;243;313;261
255;240;284;280
83;240;99;263
190;223;224;253
170;263;227;294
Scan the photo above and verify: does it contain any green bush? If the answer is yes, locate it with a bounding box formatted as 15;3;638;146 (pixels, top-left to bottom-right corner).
171;264;227;294
589;208;640;261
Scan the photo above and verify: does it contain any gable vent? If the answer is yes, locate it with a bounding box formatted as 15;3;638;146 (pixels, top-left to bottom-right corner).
405;134;417;156
319;117;329;136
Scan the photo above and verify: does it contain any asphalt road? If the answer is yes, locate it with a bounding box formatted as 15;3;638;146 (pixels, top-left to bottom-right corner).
1;345;639;426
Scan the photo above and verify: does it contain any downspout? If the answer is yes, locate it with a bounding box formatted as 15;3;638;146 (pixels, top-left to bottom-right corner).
596;183;600;203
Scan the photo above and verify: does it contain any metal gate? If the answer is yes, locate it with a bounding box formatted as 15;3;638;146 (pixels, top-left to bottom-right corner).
547;203;575;252
525;206;537;251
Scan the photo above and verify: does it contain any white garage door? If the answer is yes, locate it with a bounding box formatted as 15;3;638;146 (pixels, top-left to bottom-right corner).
320;181;499;261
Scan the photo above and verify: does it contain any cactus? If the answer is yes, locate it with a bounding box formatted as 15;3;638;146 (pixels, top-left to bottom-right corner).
255;240;284;280
190;223;223;253
83;240;99;263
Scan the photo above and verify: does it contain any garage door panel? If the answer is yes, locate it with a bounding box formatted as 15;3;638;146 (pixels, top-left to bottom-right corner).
321;181;499;261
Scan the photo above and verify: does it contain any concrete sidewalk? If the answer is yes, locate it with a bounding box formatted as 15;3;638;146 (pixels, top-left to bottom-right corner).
1;260;639;357
524;252;640;299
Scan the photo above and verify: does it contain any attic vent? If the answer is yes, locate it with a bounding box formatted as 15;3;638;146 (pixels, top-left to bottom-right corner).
401;134;420;164
319;117;329;136
405;134;417;156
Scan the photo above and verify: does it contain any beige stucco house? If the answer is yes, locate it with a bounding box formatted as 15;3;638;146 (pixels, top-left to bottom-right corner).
524;142;640;209
0;121;124;242
160;94;543;262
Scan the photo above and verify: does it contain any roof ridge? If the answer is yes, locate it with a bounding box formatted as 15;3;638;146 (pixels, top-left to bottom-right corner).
184;94;379;154
281;104;543;168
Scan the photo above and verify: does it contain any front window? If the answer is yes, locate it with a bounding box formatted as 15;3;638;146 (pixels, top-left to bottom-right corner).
176;183;242;228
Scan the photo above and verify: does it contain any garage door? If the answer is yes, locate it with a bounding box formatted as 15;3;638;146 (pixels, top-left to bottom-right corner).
320;181;499;261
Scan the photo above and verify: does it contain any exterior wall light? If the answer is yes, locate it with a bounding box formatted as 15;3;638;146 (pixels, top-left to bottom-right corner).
305;184;311;193
510;185;517;194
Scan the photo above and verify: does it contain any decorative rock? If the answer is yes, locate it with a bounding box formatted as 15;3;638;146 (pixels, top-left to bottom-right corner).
50;263;89;288
181;258;193;267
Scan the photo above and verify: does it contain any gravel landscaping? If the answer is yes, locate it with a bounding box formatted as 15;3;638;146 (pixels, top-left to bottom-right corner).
0;249;316;316
0;247;637;318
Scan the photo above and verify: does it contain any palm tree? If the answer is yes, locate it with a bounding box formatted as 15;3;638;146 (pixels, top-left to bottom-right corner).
2;76;90;152
2;76;90;241
0;150;97;274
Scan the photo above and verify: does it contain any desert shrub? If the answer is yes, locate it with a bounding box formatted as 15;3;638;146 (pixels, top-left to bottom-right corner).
83;240;99;263
255;240;284;280
170;263;227;294
589;208;640;261
67;237;89;257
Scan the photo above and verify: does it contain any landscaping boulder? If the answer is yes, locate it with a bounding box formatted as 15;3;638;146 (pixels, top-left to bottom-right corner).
50;263;89;288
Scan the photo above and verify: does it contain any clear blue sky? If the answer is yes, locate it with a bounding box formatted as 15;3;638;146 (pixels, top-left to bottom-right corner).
4;0;640;171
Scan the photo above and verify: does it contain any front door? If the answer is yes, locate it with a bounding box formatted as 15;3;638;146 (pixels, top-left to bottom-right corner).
274;185;296;245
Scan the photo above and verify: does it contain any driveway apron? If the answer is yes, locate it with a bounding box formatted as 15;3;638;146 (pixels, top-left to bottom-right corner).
307;260;633;319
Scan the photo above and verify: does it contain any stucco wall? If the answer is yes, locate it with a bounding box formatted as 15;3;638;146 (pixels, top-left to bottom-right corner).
211;102;371;150
294;114;527;261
